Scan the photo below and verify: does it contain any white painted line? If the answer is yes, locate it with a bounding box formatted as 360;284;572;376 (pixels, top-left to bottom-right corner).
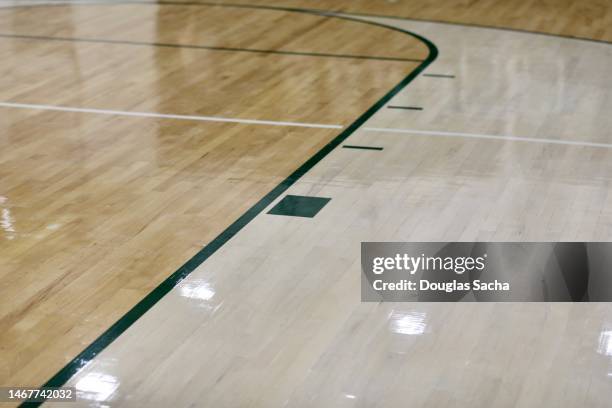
0;0;104;5
0;102;344;130
363;127;612;149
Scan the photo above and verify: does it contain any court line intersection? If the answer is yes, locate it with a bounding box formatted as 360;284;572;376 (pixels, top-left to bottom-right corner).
11;3;438;406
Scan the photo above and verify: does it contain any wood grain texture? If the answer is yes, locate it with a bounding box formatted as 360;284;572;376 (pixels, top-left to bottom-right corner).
0;3;425;389
51;16;612;408
207;0;612;42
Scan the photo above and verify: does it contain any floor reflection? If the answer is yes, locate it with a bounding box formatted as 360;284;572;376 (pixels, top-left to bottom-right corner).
388;310;427;335
75;371;120;402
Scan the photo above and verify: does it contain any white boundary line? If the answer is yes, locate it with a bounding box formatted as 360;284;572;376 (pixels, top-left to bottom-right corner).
0;0;104;5
363;127;612;149
0;102;344;129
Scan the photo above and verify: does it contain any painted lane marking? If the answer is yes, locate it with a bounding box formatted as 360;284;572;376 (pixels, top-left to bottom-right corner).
267;195;331;218
0;33;424;63
0;102;343;129
423;73;455;78
342;145;383;151
387;105;423;110
10;3;438;400
363;127;612;149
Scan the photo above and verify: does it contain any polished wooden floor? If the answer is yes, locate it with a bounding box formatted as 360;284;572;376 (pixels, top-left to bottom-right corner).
210;0;612;42
49;14;612;407
1;1;612;407
0;1;426;391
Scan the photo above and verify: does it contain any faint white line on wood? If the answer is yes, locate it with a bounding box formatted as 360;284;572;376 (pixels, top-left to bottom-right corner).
0;101;344;129
363;127;612;149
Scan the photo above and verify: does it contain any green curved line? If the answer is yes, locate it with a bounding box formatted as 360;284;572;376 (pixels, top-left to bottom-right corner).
3;0;611;45
13;2;437;406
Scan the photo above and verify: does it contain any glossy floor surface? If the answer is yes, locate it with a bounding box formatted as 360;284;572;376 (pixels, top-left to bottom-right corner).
0;1;611;408
0;0;426;391
47;15;612;408
211;0;612;43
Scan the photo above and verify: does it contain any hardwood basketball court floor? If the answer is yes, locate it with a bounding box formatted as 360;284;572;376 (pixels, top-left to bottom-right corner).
1;1;611;407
